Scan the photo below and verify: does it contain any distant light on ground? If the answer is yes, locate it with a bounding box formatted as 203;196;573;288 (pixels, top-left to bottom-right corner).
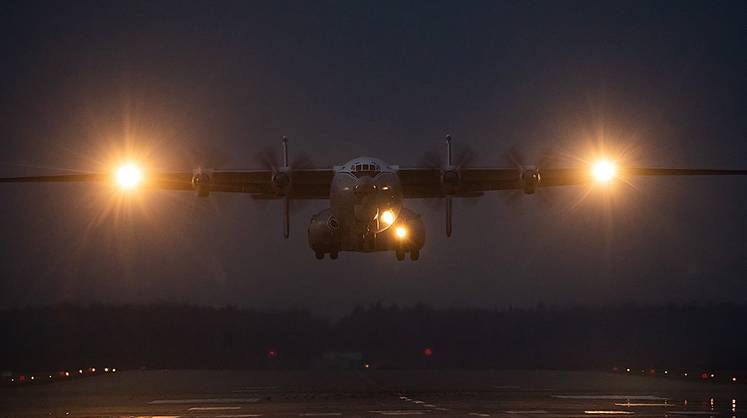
592;160;616;183
115;163;143;189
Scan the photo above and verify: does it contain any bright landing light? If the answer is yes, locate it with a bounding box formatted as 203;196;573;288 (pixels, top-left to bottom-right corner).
380;210;395;226
592;160;616;183
395;226;407;239
115;163;143;189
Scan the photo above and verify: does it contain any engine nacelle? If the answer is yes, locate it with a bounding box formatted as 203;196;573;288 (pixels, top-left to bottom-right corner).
308;209;342;254
272;171;290;190
520;168;541;194
192;172;211;197
442;168;460;193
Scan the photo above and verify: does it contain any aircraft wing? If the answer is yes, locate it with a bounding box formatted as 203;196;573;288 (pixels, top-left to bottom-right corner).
398;167;747;198
0;169;335;199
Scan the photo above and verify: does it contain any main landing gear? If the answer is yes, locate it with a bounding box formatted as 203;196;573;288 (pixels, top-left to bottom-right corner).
315;250;339;260
395;248;420;261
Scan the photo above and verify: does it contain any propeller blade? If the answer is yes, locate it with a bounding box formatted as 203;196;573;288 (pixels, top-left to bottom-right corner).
445;196;453;238
502;190;523;207
187;143;229;169
455;146;477;168
256;147;279;172
504;145;526;169
283;196;290;239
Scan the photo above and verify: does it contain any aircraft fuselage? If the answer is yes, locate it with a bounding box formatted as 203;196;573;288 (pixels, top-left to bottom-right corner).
308;157;425;260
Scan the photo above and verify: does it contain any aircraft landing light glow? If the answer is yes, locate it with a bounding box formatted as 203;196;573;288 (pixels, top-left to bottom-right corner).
395;226;407;238
115;163;143;189
592;160;616;183
380;210;395;226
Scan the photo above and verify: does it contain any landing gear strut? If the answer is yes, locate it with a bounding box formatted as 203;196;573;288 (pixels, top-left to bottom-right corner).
395;248;420;261
314;250;339;260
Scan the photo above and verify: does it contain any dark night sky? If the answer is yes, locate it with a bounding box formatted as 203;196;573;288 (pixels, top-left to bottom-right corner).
0;1;745;315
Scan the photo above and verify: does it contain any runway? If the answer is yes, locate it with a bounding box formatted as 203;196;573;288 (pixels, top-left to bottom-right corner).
1;370;743;417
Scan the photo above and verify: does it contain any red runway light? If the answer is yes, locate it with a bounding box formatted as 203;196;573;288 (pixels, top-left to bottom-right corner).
423;347;433;357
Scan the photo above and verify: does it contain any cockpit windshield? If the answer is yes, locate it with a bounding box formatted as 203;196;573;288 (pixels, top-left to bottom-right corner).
351;162;381;178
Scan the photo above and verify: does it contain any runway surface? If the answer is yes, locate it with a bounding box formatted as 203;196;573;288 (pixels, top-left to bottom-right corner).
1;370;743;417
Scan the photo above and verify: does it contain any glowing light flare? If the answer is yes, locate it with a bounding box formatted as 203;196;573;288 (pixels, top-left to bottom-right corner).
592;160;617;183
395;226;407;239
115;163;143;189
380;210;395;226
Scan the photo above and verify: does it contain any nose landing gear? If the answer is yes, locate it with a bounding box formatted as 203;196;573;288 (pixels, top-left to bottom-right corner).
395;248;420;261
314;249;339;260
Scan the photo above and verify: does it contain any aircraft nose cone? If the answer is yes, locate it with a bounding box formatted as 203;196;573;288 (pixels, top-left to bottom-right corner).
354;178;376;196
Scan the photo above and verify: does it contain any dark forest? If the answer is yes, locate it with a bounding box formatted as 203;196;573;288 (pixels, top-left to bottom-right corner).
2;303;745;374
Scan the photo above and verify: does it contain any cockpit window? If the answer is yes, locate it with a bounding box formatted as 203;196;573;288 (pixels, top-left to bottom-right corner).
351;162;381;178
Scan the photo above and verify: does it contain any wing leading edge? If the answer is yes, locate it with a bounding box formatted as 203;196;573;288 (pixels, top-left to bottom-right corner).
398;167;747;198
0;169;335;199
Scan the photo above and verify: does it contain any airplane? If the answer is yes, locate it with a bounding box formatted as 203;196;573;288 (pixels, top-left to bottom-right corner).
1;136;746;261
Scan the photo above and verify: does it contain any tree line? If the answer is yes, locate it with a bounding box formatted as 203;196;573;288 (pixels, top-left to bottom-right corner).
1;302;745;372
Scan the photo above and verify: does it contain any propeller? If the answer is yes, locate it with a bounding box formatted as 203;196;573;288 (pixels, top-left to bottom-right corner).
419;135;478;238
255;137;315;239
185;143;230;197
501;145;559;207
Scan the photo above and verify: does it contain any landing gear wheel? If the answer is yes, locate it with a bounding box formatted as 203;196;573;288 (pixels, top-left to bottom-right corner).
315;251;324;260
330;251;339;260
410;249;420;261
395;250;405;261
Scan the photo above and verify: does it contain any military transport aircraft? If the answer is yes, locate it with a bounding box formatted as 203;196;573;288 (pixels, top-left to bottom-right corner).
1;136;745;261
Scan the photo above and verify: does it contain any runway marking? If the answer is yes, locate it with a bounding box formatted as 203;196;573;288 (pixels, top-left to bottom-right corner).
583;411;635;415
613;403;669;407
368;411;426;415
149;398;259;404
505;411;548;414
213;415;263;418
553;395;667;401
412;400;424;404
468;413;491;417
188;406;242;411
422;404;437;407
